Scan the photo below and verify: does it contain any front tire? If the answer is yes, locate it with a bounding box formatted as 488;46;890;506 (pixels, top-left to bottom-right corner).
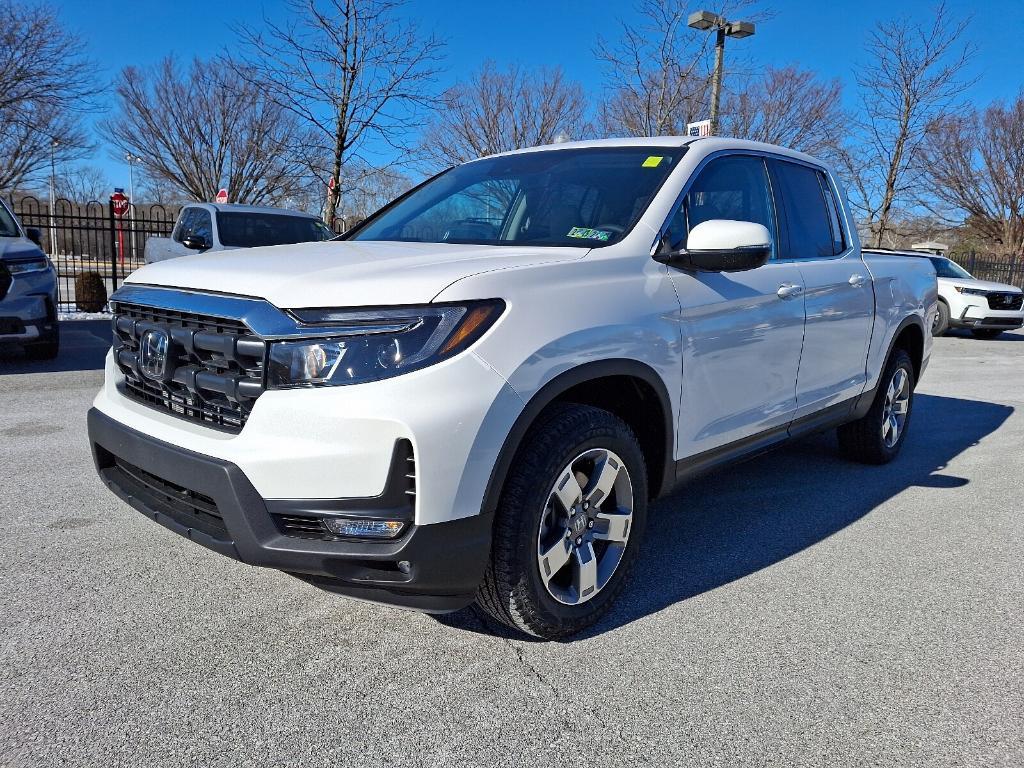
932;301;950;336
838;348;915;464
476;404;647;639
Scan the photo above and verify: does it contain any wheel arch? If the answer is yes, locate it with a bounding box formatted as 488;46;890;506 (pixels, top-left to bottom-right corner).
852;315;926;420
480;359;676;517
891;316;926;383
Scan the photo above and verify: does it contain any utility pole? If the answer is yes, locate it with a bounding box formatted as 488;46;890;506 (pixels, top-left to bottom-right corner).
688;11;756;135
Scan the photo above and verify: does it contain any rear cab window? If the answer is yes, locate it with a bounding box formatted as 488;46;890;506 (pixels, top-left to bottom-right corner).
818;173;847;254
768;159;837;260
216;212;333;248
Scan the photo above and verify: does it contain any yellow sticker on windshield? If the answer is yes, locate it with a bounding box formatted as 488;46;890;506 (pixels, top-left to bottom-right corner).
642;156;664;167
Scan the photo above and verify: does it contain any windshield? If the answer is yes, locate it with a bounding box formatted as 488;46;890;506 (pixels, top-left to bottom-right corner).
216;212;334;248
928;256;973;279
0;201;19;237
350;147;686;247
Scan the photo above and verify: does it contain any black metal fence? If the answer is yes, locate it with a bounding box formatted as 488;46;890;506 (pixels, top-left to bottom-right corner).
948;252;1023;289
13;195;180;312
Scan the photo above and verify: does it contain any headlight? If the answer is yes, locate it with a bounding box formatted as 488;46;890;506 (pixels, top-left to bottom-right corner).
267;300;505;388
954;286;989;296
5;257;50;275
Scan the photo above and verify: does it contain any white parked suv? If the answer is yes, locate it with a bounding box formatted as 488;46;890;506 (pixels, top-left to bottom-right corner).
923;254;1022;338
89;138;936;638
144;203;334;263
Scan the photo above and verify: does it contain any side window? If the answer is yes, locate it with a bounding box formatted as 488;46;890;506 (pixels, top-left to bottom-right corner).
664;155;776;257
770;161;835;259
172;208;197;243
191;208;213;243
818;172;846;255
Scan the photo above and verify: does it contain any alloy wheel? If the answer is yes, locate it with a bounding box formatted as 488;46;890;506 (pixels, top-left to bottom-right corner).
881;367;910;448
536;448;634;606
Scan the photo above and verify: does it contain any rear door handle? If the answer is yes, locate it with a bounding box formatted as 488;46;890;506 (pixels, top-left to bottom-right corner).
849;273;868;287
777;283;804;300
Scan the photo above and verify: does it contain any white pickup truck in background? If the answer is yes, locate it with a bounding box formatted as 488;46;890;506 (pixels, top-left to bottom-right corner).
90;137;937;639
144;203;334;263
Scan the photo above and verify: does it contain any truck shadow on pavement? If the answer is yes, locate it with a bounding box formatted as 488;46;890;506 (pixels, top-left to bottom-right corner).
438;392;1012;641
0;319;111;374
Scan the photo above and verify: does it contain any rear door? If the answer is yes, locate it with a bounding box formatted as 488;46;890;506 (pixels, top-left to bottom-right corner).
664;153;807;458
768;159;873;416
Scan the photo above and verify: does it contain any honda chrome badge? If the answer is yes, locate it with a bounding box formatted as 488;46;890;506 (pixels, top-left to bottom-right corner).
139;328;170;380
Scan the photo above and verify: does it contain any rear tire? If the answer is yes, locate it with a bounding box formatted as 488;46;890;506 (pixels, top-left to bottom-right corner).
971;329;1003;340
932;301;950;336
838;349;915;465
476;403;647;640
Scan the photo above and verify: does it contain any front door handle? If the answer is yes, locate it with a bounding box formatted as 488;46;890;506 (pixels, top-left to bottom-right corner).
777;283;804;300
849;273;868;287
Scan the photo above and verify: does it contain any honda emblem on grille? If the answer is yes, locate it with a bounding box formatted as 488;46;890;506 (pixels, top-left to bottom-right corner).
139;328;170;380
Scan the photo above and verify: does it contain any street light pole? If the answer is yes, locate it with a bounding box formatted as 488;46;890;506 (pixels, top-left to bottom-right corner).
48;138;58;257
709;25;726;135
124;153;143;261
688;11;756;136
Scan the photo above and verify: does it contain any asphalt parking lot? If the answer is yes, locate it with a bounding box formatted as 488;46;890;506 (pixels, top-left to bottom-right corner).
1;322;1022;767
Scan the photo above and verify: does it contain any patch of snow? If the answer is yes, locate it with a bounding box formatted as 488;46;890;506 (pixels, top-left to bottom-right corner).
59;311;111;321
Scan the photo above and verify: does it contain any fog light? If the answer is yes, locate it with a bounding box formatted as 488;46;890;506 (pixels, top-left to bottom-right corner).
322;517;405;539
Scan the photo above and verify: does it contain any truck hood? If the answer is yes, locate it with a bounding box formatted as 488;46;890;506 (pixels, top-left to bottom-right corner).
125;240;587;308
0;237;44;261
939;276;1023;294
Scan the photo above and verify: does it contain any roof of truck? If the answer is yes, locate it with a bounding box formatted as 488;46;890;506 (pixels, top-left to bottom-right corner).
486;136;827;169
183;202;319;218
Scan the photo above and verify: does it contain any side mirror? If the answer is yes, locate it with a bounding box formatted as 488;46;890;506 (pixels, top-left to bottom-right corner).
25;227;42;248
181;234;209;251
655;219;771;272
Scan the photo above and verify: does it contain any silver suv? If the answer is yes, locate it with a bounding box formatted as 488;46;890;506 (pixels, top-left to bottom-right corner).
0;197;59;359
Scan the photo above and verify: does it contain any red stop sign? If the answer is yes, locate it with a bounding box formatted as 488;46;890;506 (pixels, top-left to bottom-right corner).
110;191;130;217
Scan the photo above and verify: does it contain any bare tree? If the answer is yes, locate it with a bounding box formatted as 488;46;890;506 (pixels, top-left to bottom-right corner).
101;57;307;205
56;165;110;202
842;2;974;247
337;164;410;218
233;0;443;226
419;61;589;168
595;0;712;137
720;66;846;158
920;94;1024;253
138;173;189;207
0;0;99;192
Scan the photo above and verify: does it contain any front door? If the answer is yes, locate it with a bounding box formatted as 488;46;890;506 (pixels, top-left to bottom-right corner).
663;154;806;458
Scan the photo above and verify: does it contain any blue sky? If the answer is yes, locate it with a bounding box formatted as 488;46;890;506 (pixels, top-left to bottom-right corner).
56;0;1024;191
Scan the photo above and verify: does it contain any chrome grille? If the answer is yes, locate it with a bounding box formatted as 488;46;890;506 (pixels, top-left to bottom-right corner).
111;300;266;433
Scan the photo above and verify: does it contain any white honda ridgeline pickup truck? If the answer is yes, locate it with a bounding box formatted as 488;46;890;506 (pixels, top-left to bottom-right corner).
88;138;936;639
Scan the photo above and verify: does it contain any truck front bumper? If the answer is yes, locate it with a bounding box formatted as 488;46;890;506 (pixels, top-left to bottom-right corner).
0;270;57;345
88;408;492;612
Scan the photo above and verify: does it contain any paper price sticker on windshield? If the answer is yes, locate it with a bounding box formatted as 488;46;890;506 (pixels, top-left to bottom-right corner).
642;156;664;167
567;227;611;241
